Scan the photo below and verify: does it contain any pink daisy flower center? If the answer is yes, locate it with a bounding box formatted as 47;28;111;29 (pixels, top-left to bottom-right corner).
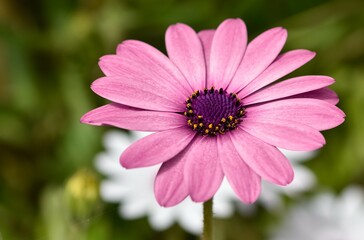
185;87;246;136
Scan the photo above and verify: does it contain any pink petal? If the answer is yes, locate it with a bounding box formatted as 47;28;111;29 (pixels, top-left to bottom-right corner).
166;23;206;91
198;29;215;86
98;55;126;76
91;76;185;112
230;128;294;185
228;27;287;93
243;76;335;105
154;146;191;207
240;118;325;151
120;127;195;168
246;98;345;131
80;103;186;131
97;40;193;108
291;87;339;105
217;135;261;203
238;50;316;99
184;136;224;202
208;18;247;89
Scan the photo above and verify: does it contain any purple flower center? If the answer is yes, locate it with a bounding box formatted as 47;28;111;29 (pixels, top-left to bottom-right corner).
184;87;246;136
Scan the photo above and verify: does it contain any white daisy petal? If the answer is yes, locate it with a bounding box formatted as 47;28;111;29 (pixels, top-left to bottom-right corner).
149;207;175;231
99;180;128;202
271;186;364;240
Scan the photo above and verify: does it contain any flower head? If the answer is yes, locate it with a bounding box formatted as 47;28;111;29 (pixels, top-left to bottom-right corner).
81;18;345;207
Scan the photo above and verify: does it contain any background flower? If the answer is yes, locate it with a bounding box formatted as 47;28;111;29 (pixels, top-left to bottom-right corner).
271;186;364;240
95;130;233;234
96;130;316;233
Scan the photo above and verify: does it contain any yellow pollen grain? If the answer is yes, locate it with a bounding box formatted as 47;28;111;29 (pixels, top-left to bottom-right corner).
208;124;213;129
193;124;198;130
221;118;226;123
199;123;203;127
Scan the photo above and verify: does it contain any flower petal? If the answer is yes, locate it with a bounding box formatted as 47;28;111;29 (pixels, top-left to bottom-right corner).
217;135;261;203
100;180;127;202
91;75;185;112
291;87;339;105
81;103;186;131
154;146;191;207
230;128;294;185
166;23;206;90
246;98;345;131
184;136;224;202
98;55;125;76
120;127;195;168
240;118;325;151
148;210;174;231
198;30;215;64
238;50;316;98
243;76;335;105
97;40;193;109
228;27;287;93
208;18;247;89
198;29;215;87
177;202;203;234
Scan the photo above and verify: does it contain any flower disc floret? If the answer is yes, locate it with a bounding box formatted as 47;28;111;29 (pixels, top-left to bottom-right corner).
184;87;246;136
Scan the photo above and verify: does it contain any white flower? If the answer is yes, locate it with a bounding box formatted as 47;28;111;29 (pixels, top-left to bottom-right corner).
271;186;364;240
95;130;232;235
95;130;316;234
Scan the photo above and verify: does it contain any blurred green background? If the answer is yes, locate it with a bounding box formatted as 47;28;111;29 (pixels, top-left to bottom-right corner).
0;0;363;239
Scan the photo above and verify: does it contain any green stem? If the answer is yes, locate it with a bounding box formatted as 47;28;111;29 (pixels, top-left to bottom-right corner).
202;198;213;240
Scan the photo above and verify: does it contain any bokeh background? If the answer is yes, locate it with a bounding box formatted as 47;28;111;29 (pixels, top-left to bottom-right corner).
1;0;363;239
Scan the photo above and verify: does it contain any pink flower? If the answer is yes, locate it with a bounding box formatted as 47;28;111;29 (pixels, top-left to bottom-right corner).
81;18;345;207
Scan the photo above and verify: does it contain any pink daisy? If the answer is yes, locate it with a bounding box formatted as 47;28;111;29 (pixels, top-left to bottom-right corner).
81;18;345;207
